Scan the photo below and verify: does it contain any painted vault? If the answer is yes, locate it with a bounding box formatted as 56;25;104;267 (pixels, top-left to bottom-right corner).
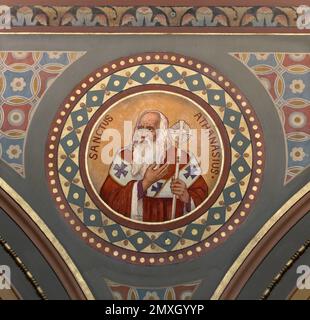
0;1;309;301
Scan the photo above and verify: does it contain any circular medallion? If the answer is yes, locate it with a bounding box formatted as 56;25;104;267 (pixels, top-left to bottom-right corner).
46;53;264;265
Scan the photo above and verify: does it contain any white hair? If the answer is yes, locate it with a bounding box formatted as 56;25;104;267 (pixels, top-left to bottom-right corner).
131;110;171;177
134;110;171;146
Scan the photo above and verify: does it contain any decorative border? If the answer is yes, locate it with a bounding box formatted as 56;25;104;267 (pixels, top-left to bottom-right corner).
46;52;265;265
0;234;47;300
0;51;85;178
261;239;310;300
0;1;308;34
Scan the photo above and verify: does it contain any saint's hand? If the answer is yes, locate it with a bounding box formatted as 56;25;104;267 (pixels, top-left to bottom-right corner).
170;178;190;203
142;163;169;191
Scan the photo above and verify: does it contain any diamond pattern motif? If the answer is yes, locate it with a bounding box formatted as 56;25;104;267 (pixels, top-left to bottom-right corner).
231;156;251;181
67;184;86;207
231;132;251;155
86;90;104;107
158;66;182;84
184;74;205;91
60;130;80;155
182;224;205;241
154;232;180;251
59;157;79;181
223;183;243;205
83;208;102;226
223;108;242;129
207;89;226;107
71;108;89;129
128;232;152;251
107;75;128;92
206;207;226;225
105;224;127;242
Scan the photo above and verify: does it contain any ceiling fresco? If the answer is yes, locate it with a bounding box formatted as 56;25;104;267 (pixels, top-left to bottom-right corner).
0;1;309;301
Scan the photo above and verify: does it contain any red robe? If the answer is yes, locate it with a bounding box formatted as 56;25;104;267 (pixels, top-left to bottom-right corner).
100;148;208;222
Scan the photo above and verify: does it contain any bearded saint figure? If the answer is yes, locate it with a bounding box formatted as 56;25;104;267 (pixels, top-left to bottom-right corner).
100;110;208;222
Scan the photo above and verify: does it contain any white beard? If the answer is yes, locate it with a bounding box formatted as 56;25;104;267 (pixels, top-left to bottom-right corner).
131;128;167;178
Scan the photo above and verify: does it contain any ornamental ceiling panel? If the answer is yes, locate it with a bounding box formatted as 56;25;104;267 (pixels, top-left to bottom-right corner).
0;0;309;301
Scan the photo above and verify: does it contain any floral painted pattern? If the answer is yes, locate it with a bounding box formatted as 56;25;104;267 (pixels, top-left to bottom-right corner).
290;147;306;162
0;51;85;176
10;77;26;92
289;79;306;94
232;53;309;184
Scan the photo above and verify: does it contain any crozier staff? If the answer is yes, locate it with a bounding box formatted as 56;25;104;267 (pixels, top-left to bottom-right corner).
100;110;208;222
